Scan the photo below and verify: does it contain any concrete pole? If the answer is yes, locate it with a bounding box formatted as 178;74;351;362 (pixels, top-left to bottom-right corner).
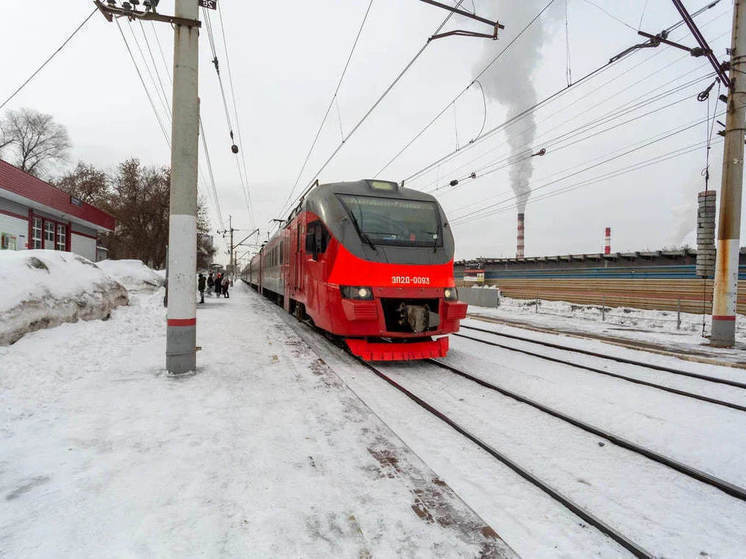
166;0;199;373
711;0;746;347
230;214;234;279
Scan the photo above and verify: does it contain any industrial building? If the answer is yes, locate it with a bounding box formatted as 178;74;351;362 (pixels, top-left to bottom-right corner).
0;160;114;261
456;249;746;314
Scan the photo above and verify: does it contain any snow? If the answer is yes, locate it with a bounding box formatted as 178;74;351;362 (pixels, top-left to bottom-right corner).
0;250;128;346
287;310;746;557
5;259;745;557
469;295;746;363
96;259;165;292
0;284;514;558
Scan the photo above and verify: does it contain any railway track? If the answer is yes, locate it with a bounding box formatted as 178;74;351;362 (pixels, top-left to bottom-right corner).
361;356;746;557
461;324;746;389
453;329;746;413
361;360;654;559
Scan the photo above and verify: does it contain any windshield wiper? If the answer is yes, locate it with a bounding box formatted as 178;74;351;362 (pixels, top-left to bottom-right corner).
348;212;376;251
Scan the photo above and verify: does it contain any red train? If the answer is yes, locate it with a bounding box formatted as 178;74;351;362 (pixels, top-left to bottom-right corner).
242;179;468;360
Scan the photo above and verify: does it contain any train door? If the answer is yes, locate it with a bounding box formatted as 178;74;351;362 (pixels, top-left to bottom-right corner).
294;218;305;296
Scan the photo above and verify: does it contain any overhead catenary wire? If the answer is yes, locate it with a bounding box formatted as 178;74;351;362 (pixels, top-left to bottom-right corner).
140;20;226;232
203;5;256;229
452;137;723;224
421;16;730;192
217;1;255;229
278;0;376;219
401;0;726;186
432;70;715;192
0;8;98;111
450;112;724;224
289;0;468;211
374;0;557;178
580;0;638;31
424;27;728;192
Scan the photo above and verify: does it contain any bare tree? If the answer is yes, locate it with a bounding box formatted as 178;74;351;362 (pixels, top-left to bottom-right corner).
53;162;109;204
2;108;71;177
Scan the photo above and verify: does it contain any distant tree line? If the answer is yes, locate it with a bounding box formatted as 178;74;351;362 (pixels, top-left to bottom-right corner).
0;108;215;269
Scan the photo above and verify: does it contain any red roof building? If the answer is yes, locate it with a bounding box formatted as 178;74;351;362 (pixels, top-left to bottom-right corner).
0;160;115;261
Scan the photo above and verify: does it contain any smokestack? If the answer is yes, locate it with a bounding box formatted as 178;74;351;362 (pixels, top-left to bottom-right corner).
604;227;611;255
517;213;525;258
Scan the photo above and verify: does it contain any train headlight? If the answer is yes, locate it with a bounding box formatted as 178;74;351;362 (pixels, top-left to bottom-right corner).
340;285;374;300
444;287;458;301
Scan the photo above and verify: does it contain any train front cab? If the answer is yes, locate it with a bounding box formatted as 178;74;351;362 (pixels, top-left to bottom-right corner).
286;180;468;361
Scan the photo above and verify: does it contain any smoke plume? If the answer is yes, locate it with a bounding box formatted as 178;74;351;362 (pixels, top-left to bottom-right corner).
475;1;557;213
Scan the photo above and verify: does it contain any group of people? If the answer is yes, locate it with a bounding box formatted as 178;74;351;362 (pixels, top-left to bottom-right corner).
197;272;230;303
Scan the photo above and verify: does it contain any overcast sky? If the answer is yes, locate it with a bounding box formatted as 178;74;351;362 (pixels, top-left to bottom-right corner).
1;1;736;265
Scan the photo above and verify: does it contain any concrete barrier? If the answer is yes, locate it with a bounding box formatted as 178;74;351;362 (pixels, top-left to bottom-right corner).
458;287;500;308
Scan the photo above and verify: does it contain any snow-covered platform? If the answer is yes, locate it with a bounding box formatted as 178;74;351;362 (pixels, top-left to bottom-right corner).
1;284;515;558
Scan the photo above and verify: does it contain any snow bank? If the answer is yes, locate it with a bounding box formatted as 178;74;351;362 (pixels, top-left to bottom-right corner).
0;250;128;345
96;259;165;292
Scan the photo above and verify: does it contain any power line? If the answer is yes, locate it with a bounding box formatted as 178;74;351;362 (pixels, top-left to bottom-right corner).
419;18;730;191
134;21;226;233
289;0;468;211
0;8;98;111
217;1;255;229
137;20;172;117
127;21;171;119
450;113;722;223
403;59;617;185
279;0;375;218
374;0;557;178
452;138;723;224
401;0;727;186
431;70;714;192
203;5;256;228
580;0;638;31
115;19;171;146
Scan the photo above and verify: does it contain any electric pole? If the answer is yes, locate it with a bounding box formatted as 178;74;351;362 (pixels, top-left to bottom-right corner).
711;0;746;347
93;1;202;373
166;0;200;373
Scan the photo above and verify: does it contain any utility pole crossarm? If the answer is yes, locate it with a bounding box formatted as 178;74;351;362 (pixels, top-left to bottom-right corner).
670;0;730;88
416;0;504;41
93;1;201;28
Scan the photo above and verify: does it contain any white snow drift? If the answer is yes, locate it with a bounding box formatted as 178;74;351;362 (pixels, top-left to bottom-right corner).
96;259;165;292
0;250;128;345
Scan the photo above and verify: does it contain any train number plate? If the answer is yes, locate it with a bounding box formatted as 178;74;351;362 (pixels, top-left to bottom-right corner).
391;276;430;285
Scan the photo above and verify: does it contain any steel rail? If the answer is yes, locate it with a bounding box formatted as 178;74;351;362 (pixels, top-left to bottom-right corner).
453;332;746;413
360;360;654;558
426;358;746;501
461;324;746;389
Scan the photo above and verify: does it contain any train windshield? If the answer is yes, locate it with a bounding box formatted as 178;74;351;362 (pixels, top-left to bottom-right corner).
337;194;443;247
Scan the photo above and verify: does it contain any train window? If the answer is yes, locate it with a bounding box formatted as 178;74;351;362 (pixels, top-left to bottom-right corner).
337;194;443;247
305;221;329;260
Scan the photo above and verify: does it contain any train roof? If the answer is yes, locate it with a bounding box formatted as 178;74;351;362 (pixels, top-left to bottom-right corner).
287;180;437;220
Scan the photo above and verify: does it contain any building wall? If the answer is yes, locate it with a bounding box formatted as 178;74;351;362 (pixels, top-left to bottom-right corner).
455;255;746;314
71;232;97;261
0;212;28;250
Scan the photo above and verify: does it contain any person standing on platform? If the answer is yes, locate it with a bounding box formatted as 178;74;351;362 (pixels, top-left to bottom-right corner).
207;273;214;296
197;273;206;304
222;275;230;298
215;273;222;297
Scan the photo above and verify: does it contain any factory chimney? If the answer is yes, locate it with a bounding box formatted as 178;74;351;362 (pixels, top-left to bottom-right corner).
604;227;611;255
517;213;525;258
